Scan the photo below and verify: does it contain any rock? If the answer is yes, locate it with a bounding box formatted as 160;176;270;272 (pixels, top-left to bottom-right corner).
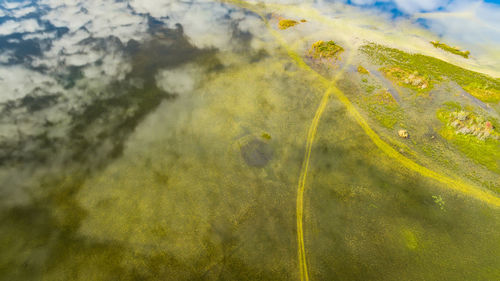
398;129;409;138
450;120;461;128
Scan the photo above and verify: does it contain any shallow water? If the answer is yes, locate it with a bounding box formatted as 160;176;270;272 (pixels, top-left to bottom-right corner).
0;1;499;281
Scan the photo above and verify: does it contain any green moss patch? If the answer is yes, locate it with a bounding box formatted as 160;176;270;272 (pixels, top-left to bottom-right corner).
401;228;419;250
463;83;500;103
261;132;272;140
374;89;397;105
278;19;299;30
432;195;446;210
309;40;344;60
361;89;402;129
431;41;470;59
357;65;369;74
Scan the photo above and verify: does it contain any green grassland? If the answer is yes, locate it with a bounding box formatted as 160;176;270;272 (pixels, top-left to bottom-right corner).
437;102;500;173
360;43;500;103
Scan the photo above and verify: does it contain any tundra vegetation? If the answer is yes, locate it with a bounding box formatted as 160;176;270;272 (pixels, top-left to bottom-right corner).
309;40;344;60
278;19;299;29
382;67;429;91
358;86;403;129
432;195;446;210
357;65;369;74
360;43;500;103
437;102;500;172
463;82;500;103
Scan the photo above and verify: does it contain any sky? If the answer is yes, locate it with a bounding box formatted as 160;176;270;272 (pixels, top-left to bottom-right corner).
343;0;500;47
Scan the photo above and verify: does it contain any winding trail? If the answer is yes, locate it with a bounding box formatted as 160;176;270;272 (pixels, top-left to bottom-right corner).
295;65;354;281
295;85;335;281
264;20;355;281
222;1;500;281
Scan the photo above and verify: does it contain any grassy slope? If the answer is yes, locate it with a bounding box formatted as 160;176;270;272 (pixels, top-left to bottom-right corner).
360;43;500;103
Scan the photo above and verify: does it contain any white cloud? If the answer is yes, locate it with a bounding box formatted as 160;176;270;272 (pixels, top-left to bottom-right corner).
9;5;37;18
414;1;500;43
128;0;189;18
63;51;101;67
0;51;13;63
323;0;456;14
410;0;500;71
174;3;234;50
82;52;132;81
130;0;259;50
40;0;148;42
0;19;43;35
1;0;30;10
393;0;449;13
128;0;273;54
22;31;57;40
7;38;20;44
350;0;379;5
0;66;62;103
156;63;203;95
